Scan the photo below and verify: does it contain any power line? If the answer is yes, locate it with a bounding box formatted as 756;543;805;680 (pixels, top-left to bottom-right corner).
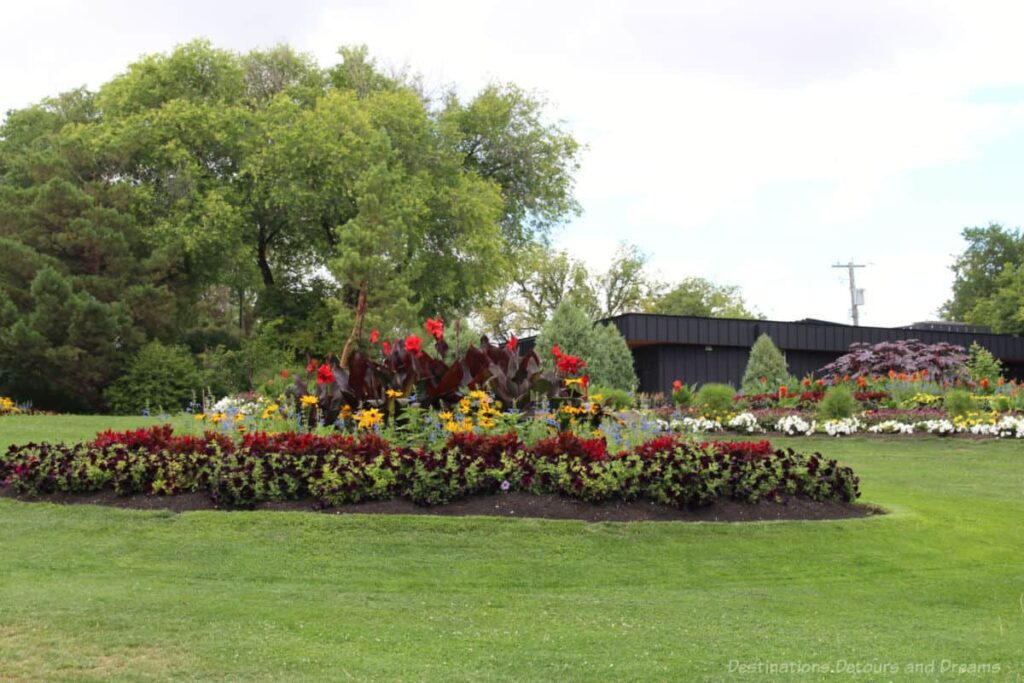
832;261;866;326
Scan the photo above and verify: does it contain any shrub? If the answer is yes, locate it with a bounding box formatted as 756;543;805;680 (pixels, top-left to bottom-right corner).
535;302;638;391
590;384;634;410
943;389;973;418
817;385;856;420
741;334;789;394
695;383;736;415
966;342;1003;388
819;340;968;384
104;341;206;414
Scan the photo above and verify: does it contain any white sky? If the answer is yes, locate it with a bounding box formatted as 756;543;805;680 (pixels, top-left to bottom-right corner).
4;0;1024;326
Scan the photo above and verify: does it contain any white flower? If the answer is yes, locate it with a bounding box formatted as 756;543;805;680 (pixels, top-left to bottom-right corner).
821;417;861;437
775;415;814;435
727;412;764;434
867;420;914;434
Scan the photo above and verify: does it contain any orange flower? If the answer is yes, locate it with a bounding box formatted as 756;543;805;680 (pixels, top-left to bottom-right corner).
856;376;867;388
802;378;811;387
779;386;789;398
672;379;682;392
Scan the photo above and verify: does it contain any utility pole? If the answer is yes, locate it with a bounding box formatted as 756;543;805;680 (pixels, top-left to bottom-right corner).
832;261;866;326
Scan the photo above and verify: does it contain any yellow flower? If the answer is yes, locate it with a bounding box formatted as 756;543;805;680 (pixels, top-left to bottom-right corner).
193;413;206;421
592;428;604;438
260;404;280;420
438;411;454;421
469;390;489;402
478;416;495;429
356;408;384;429
300;395;318;407
233;413;245;423
209;412;226;424
458;398;472;415
385;389;404;398
236;425;247;434
589;394;604;404
564;377;584;387
444;420;461;433
340;405;352;417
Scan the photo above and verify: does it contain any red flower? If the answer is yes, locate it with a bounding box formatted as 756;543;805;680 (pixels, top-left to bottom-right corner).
424;317;444;340
672;379;683;392
778;386;789;398
370;329;379;343
552;344;562;359
802;378;811;387
580;374;589;389
405;335;422;355
556;353;585;375
316;364;335;385
980;378;990;390
508;335;518;350
306;359;318;373
382;341;392;355
280;369;290;379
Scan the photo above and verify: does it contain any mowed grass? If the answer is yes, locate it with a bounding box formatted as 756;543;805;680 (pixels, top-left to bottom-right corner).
0;416;1022;681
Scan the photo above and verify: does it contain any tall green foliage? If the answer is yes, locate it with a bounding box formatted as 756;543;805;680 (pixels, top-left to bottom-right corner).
104;342;205;415
0;40;581;410
534;302;638;392
740;334;789;394
966;342;1003;384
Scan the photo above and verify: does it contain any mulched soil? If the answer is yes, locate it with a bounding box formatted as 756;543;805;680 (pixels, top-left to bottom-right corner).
0;487;882;523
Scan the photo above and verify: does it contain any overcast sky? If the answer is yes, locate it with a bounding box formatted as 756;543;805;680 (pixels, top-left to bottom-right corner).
4;0;1024;326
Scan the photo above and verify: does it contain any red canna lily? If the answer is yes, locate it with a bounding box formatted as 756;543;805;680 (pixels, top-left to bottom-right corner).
316;364;335;385
672;379;683;392
370;329;379;343
405;335;422;355
382;341;392;355
424;317;444;340
280;369;290;379
507;335;518;350
306;359;318;373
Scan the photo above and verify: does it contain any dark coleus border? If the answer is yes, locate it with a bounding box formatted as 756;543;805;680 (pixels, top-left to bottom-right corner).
1;427;860;511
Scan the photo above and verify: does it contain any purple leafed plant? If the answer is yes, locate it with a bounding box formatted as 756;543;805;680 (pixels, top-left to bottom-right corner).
819;340;969;384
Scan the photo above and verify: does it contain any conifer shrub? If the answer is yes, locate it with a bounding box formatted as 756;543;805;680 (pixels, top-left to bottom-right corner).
741;334;789;394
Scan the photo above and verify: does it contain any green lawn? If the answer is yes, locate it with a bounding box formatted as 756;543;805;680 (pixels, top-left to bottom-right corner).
1;416;1022;681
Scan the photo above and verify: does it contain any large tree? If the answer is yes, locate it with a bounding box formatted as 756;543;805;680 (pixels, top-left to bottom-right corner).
942;223;1024;332
0;40;581;409
646;277;760;319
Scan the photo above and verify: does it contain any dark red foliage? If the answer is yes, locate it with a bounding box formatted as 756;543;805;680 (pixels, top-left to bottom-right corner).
533;432;609;462
701;440;775;457
444;432;523;467
819;340;968;384
92;425;234;454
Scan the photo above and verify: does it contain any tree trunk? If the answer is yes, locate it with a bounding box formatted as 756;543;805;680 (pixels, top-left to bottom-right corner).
339;279;369;367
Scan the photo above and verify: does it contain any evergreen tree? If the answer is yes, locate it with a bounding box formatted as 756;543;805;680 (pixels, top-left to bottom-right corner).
740;334;789;394
535;302;638;392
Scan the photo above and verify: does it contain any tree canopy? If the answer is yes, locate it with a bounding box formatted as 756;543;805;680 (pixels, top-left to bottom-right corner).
942;223;1024;334
0;40;582;410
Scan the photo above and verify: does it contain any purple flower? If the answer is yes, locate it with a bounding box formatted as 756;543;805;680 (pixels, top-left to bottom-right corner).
500;480;511;491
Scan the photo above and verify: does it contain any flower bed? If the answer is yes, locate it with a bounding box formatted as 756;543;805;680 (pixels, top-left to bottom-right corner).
0;426;859;510
659;410;1024;438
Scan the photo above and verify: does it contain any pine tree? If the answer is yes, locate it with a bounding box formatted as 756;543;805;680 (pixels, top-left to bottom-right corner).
741;334;789;394
535;302;638;391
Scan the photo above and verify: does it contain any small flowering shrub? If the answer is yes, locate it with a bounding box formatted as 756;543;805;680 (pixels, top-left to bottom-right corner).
0;427;861;509
819;340;969;385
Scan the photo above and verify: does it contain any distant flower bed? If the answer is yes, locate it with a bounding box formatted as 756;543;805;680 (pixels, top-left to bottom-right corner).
0;427;859;510
659;410;1024;438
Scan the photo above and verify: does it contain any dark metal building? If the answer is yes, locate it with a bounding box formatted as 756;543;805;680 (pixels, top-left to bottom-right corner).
587;314;1024;394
